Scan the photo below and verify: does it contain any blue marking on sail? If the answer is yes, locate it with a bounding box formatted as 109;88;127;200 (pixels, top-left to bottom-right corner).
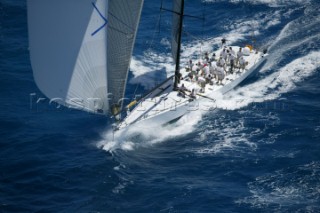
91;2;108;36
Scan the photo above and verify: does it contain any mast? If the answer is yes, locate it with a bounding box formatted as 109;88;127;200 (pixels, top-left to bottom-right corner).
173;0;184;89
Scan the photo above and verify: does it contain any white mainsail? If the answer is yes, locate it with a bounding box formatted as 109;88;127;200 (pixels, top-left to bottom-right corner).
107;0;144;111
27;0;144;114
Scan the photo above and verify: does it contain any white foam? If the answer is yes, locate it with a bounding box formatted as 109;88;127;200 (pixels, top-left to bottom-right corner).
236;162;320;210
112;182;127;194
203;0;310;7
98;4;320;151
210;51;320;111
97;110;203;152
129;53;174;90
99;48;320;152
102;48;320;152
129;7;284;89
193;115;263;155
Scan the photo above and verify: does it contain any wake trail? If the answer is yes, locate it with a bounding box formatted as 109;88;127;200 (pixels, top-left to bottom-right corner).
97;4;320;151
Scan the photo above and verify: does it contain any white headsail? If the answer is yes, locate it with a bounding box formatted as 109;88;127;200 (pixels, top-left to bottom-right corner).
27;0;144;114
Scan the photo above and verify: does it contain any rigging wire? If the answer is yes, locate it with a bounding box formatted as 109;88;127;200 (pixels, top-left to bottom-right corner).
146;10;162;51
200;1;208;60
145;0;172;57
159;0;163;34
182;1;208;61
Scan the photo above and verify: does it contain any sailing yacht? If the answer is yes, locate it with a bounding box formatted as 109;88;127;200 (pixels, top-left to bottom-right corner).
116;1;267;130
27;0;267;132
116;46;267;130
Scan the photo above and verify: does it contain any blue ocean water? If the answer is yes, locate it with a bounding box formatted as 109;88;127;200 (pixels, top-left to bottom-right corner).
1;0;320;212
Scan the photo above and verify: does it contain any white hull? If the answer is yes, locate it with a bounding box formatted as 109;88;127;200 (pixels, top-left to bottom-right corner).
117;46;267;131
